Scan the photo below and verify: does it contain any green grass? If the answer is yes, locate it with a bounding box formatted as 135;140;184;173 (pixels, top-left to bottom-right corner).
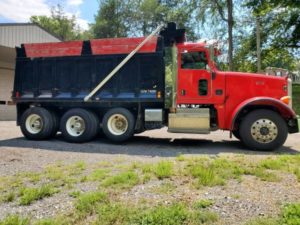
87;169;108;181
245;202;300;225
1;191;16;203
193;199;214;209
282;203;300;225
0;215;30;225
150;181;176;194
75;191;107;214
102;171;139;189
19;185;57;205
95;202;134;225
153;161;174;179
293;84;300;114
245;217;280;225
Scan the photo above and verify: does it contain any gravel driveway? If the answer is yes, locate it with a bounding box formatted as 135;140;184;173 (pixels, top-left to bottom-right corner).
1;121;299;176
0;121;299;224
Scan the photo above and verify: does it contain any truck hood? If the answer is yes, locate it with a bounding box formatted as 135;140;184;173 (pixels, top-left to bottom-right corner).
223;71;288;101
224;71;287;82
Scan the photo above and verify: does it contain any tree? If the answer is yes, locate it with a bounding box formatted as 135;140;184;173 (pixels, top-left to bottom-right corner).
91;0;128;38
197;0;235;71
245;0;300;49
30;5;82;41
91;0;197;39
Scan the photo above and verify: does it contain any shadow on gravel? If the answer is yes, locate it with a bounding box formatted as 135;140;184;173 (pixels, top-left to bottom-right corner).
0;134;299;157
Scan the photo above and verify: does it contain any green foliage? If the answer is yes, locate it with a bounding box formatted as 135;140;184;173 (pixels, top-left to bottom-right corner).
282;203;300;225
19;185;57;205
69;190;81;198
91;0;128;38
193;199;214;209
102;171;139;189
188;158;243;187
1;191;16;203
0;215;30;225
153;161;174;179
30;5;83;41
87;169;108;181
293;84;300;114
91;0;196;38
260;158;285;170
245;217;279;225
130;203;189;225
75;191;107;214
151;181;176;194
95;202;134;225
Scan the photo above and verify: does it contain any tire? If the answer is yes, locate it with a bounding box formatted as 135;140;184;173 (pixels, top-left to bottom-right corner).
60;108;99;143
102;108;135;142
232;129;240;140
239;109;288;151
49;110;59;137
20;107;55;140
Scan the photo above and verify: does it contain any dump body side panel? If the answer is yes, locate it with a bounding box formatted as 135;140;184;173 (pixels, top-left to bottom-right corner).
13;52;164;104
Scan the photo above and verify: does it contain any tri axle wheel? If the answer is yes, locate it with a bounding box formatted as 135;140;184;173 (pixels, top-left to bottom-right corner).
60;108;99;143
239;109;288;151
102;108;135;142
20;107;57;140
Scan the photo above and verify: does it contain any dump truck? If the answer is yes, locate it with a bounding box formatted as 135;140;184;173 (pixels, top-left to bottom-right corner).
12;23;299;150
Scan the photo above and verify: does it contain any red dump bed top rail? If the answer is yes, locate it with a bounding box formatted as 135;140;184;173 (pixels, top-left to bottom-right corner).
23;37;158;58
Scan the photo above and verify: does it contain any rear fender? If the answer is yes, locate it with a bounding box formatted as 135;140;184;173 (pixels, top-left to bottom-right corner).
230;97;297;131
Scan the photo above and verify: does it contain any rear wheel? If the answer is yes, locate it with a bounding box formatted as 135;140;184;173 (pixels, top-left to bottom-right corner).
20;107;55;140
60;108;99;143
239;109;288;151
102;108;135;142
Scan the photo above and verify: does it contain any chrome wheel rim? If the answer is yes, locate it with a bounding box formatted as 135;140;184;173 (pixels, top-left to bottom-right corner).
66;116;85;137
107;114;128;136
251;119;278;143
25;114;43;134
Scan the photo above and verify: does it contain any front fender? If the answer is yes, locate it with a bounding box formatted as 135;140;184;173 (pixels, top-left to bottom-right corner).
230;97;297;131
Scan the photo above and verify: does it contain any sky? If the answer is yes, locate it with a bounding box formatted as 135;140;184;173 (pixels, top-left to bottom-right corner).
0;0;99;30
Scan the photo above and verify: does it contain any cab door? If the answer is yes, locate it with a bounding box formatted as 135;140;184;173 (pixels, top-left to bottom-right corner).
177;50;212;105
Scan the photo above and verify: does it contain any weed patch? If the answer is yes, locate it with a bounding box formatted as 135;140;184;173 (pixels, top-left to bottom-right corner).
102;171;139;189
75;191;107;214
19;185;57;205
153;161;173;179
0;215;30;225
193;199;214;209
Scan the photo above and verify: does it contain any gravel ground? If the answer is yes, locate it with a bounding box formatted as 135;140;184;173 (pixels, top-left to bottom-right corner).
0;121;299;224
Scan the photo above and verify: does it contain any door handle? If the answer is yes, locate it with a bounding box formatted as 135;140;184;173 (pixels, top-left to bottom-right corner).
181;89;186;96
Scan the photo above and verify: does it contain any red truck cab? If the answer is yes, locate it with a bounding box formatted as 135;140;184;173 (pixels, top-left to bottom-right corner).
171;40;299;150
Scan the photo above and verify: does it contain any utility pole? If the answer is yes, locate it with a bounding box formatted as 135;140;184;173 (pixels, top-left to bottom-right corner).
256;16;262;72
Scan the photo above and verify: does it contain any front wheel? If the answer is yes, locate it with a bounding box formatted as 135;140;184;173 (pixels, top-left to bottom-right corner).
102;108;135;142
239;109;288;151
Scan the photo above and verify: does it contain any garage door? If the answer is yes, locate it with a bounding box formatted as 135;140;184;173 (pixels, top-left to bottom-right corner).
0;67;16;121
